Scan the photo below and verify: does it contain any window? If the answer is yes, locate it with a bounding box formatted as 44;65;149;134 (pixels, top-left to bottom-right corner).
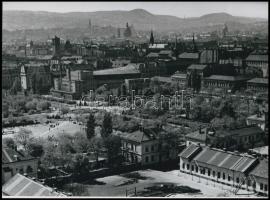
145;156;149;163
182;163;185;169
191;165;194;171
236;177;239;183
145;146;149;153
217;172;221;179
260;183;263;190
200;168;205;175
223;173;225;180
213;171;215;177
264;184;268;191
208;170;211;176
187;164;189;170
151;145;154;152
26;166;33;174
228;175;231;181
253;182;256;189
247;180;251;186
151;155;155;162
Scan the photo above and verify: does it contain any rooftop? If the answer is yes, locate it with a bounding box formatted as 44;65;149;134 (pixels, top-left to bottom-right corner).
246;54;268;62
193;147;257;173
115;129;156;143
2;174;66;196
204;75;251;81
93;64;140;76
187;64;208;70
179;144;202;160
179;52;200;59
247;78;268;84
149;44;166;49
2;147;35;164
250;159;268;179
250;146;268;156
151;76;172;83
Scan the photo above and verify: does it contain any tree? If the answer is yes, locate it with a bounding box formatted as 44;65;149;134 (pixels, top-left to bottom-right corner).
25;101;37;111
3;137;16;149
14;129;34;150
73;132;91;153
86;113;95;140
61;106;70;115
37;101;51;111
27;139;44;157
103;135;122;166
101;112;113;138
89;137;103;166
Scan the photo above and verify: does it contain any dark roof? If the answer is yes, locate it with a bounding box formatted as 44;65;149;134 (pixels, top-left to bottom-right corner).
246;54;268;62
2;174;66;196
2;147;35;164
217;126;264;138
179;52;200;59
185;128;207;142
204;75;251;81
116;130;155;143
187;64;208;70
151;76;172;83
179;144;202;159
247;78;268;84
194;147;257;173
250;159;268;179
171;72;187;79
93;64;140;76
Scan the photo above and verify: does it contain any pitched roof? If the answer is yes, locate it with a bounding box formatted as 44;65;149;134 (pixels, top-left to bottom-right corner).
250;159;268;179
159;50;173;55
179;52;200;59
149;44;166;49
2;147;35;164
171;73;187;79
246;54;268;62
151;76;172;83
146;52;159;58
185;128;207;142
2;174;66;196
193;147;257;173
93;64;140;76
217;126;264;138
247;78;268;84
179;144;202;159
204;75;251;81
187;64;208;70
116;129;155;143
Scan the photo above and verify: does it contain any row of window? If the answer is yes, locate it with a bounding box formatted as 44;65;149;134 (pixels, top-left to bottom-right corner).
181;163;268;192
145;155;155;163
145;145;155;153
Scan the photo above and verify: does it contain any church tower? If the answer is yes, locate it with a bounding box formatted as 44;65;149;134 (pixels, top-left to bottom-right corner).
150;30;154;45
192;33;198;52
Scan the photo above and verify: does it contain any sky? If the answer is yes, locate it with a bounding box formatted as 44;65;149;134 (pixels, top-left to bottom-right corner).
3;1;268;19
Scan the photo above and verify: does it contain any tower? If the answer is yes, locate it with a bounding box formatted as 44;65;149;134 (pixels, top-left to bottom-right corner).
222;23;228;38
192;33;198;52
150;30;154;45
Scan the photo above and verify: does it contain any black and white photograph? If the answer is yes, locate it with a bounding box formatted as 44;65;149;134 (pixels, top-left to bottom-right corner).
2;1;269;198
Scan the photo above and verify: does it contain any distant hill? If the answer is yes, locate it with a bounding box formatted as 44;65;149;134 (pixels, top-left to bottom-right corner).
3;9;267;31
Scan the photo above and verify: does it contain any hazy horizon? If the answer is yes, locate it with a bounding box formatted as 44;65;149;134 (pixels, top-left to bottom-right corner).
3;2;268;19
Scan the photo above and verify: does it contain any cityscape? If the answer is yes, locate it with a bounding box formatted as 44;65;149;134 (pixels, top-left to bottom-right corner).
2;1;268;198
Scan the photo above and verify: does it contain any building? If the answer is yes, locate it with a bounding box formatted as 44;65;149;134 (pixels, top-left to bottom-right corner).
245;54;268;77
20;63;52;94
2;67;20;90
203;75;251;92
111;58;131;68
2;147;39;184
246;113;266;131
179;144;262;194
2;173;66;196
93;63;142;89
185;126;265;151
115;128;178;166
187;64;211;91
249;159;268;195
124;78;151;94
247;78;268;92
249;146;268;158
51;68;94;100
171;72;187;88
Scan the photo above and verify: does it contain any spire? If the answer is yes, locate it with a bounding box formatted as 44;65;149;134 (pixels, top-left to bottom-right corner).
192;33;197;52
150;30;154;45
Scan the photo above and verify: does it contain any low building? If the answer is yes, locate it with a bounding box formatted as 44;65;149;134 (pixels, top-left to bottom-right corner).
125;78;151;94
179;144;260;193
247;78;268;92
249;159;268;195
203;75;251;92
185;126;265;151
246;113;266;131
2;173;66;196
249;146;268;158
111;58;131;68
2;147;39;184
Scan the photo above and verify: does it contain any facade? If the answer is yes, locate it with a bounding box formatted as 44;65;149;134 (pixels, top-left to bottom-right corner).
245;54;268;77
203;75;251;92
179;144;262;194
247;78;268;92
2;147;39;184
246;113;266;131
171;72;187;88
2;67;20;90
125;78;151;94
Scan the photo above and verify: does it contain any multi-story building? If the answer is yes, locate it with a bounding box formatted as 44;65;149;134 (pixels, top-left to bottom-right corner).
245;54;268;77
246;78;268;92
171;72;187;88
